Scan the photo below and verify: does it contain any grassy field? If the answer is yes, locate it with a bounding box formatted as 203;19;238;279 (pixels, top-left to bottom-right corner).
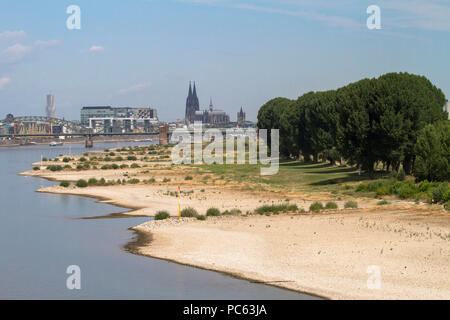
195;161;384;195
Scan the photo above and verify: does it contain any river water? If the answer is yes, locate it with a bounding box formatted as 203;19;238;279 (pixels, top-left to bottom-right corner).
0;142;316;299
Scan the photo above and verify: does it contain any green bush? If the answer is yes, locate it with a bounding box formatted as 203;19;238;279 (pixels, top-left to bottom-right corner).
397;183;418;199
181;207;199;217
344;201;358;209
59;181;70;188
127;156;137;161
128;179;140;184
431;184;449;203
79;157;87;162
376;186;390;197
111;163;119;170
130;163;140;168
47;165;63;172
33;166;40;171
255;204;297;215
222;208;242;215
101;165;111;170
63;157;70;163
88;178;98;185
120;164;129;169
356;184;367;192
377;200;390;205
325;202;338;210
309;202;324;212
196;215;207;221
76;179;88;188
163;178;171;182
444;201;450;212
206;207;221;216
185;176;193;180
397;169;406;181
155;211;170;220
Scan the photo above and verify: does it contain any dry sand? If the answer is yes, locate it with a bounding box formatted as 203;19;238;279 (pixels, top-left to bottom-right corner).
134;207;450;300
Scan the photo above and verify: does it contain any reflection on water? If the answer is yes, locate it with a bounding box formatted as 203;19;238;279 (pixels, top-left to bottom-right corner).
0;142;316;299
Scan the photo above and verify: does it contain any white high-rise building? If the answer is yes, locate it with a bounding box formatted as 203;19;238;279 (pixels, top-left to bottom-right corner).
46;94;55;118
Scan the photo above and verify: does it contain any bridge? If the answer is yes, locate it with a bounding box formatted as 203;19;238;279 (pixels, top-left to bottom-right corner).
0;115;161;147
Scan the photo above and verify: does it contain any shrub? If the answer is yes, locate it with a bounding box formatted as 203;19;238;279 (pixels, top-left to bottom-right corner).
397;169;406;181
79;157;87;162
376;186;390;197
206;207;221;216
104;157;112;162
130;163;140;168
42;157;48;162
63;165;72;169
255;204;297;215
63;157;70;163
356;184;367;192
419;180;431;192
397;183;418;199
33;166;40;171
47;165;63;172
76;179;88;188
155;211;170;220
59;181;70;188
111;163;119;170
377;200;390;205
163;178;171;182
344;201;358;209
114;156;123;161
325;202;338;210
444;201;450;212
309;202;324;213
181;207;199;217
127;156;137;161
88;178;98;185
128;179;140;184
431;184;449;203
185;176;193;180
196;215;207;221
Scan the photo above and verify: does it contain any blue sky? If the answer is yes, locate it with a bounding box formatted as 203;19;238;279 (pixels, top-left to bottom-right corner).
0;0;449;121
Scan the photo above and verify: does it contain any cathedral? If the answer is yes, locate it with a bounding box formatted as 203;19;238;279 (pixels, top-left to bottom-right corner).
185;81;200;124
184;82;230;126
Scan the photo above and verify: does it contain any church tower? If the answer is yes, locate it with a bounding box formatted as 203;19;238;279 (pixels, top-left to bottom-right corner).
185;81;200;124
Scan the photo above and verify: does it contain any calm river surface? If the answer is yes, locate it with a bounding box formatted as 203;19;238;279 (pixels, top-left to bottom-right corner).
0;142;316;299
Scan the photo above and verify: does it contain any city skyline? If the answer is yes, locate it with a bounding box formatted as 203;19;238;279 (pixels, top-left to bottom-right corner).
0;0;449;121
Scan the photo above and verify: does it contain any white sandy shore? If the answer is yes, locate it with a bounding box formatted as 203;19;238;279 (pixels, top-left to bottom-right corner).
134;208;450;300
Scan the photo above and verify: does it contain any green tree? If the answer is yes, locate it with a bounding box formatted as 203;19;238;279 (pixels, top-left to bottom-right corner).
414;121;450;182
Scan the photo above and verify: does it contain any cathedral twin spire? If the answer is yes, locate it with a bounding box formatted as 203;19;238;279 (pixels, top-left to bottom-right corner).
185;81;200;123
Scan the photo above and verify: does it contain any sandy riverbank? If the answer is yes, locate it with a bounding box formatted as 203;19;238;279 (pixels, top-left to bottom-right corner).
133;207;450;300
21;145;450;299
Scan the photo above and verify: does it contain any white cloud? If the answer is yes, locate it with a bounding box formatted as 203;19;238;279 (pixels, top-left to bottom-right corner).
89;45;105;52
0;30;26;41
382;0;450;31
118;82;151;95
34;40;60;49
0;77;11;89
0;44;32;64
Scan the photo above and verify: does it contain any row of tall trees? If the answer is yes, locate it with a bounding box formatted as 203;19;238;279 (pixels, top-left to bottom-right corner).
257;72;448;178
